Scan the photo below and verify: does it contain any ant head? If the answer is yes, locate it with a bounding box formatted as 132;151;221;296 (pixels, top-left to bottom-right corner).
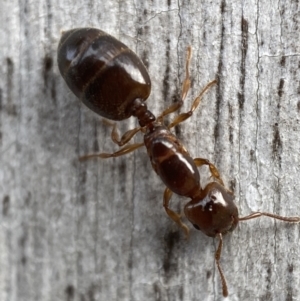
184;182;239;237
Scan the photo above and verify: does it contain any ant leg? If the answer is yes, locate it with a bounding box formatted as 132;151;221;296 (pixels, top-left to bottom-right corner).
168;79;217;129
103;119;142;146
157;46;192;122
79;142;144;161
194;158;224;186
239;212;300;223
163;187;190;238
215;233;229;297
79;120;143;161
181;46;192;101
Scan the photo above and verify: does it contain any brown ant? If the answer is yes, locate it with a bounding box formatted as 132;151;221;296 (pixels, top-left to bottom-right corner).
57;27;300;297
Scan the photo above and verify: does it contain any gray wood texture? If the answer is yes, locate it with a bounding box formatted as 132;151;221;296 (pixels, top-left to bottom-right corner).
1;1;300;300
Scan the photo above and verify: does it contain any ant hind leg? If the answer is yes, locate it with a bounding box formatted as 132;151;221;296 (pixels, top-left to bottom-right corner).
103;119;142;146
79;120;144;161
168;79;217;129
157;47;217;128
157;47;192;122
79;142;144;161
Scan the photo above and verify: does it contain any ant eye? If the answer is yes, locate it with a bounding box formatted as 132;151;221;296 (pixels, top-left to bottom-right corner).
193;224;200;230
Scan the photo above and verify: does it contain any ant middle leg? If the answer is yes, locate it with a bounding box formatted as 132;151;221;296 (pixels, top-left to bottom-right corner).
194;158;224;186
163;187;190;238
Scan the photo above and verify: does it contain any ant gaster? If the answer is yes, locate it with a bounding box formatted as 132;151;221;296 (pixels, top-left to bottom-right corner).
57;28;300;297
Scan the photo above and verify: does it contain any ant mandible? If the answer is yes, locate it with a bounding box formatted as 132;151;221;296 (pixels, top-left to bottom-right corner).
57;28;300;297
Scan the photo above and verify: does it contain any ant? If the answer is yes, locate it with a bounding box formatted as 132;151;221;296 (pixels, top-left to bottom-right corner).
57;27;300;297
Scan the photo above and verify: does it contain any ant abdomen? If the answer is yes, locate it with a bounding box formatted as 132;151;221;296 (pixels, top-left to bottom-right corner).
57;28;151;120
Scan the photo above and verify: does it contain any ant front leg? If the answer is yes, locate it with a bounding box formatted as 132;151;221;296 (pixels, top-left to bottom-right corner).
163;187;190;238
194;158;225;187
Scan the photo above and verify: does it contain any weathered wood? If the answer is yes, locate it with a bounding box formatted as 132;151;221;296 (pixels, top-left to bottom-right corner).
1;1;300;300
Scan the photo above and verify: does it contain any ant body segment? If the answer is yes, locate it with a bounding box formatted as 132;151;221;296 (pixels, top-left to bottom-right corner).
57;28;300;297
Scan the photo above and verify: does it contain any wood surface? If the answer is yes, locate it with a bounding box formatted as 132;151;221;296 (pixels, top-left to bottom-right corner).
0;1;300;301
